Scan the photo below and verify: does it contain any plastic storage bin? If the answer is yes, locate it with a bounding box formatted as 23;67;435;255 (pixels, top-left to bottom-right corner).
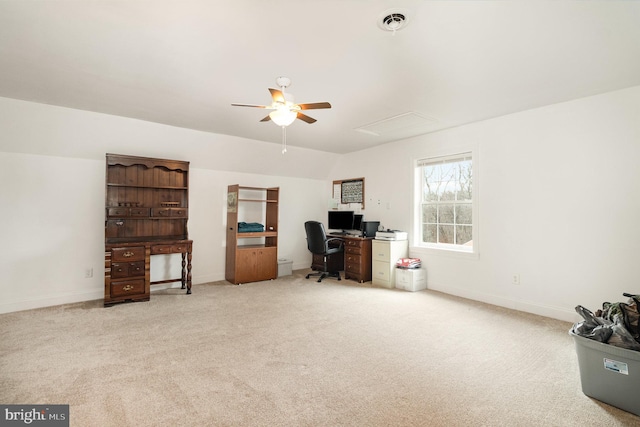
570;331;640;416
277;258;292;277
395;268;426;292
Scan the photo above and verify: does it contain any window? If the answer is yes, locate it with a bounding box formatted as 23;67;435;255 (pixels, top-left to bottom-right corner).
416;153;473;251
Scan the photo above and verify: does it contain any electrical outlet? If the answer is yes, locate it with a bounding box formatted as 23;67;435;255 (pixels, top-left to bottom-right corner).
85;268;93;278
512;274;520;285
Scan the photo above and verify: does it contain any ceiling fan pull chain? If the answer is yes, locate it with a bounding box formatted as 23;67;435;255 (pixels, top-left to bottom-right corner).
281;125;287;154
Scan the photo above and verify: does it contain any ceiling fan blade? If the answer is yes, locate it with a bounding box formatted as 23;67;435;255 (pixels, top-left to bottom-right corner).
231;103;269;108
269;88;285;103
298;102;331;110
260;115;271;122
296;112;317;124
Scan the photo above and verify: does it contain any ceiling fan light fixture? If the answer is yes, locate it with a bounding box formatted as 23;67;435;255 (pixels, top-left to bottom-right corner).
269;106;297;126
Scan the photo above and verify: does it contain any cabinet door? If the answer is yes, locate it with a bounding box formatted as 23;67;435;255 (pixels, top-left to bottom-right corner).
256;247;277;280
235;247;277;283
235;249;258;283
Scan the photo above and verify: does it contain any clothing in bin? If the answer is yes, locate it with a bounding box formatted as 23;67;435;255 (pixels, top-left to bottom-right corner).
570;292;640;417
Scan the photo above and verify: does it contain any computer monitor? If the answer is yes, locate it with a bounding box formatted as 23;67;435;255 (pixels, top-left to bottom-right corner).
328;210;354;233
353;214;363;231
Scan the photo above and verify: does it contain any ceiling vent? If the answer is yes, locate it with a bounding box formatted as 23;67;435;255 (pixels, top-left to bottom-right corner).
377;9;410;33
355;112;438;137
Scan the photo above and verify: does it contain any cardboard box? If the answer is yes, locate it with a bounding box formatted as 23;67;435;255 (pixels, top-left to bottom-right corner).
570;331;640;416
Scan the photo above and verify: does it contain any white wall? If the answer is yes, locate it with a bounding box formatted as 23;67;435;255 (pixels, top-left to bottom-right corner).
0;98;335;313
4;87;640;321
0;153;105;310
329;86;640;322
0;96;339;179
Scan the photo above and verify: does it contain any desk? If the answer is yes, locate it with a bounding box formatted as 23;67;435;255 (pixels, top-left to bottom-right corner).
311;235;373;283
104;239;192;306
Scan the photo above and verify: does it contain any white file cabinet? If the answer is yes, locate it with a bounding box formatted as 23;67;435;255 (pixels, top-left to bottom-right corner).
372;239;408;288
395;268;426;292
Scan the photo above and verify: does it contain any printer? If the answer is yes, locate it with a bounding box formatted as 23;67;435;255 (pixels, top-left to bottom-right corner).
375;230;408;241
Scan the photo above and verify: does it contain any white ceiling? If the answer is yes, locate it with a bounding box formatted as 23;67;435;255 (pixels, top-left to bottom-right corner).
1;1;639;154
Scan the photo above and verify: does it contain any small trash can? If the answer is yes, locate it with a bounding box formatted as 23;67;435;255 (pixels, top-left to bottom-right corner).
570;331;640;416
277;258;292;277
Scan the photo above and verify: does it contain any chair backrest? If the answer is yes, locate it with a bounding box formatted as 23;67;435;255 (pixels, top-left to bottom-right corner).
304;221;328;255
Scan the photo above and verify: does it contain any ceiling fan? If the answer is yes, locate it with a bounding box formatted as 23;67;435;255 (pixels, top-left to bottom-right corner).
232;77;331;153
232;76;331;125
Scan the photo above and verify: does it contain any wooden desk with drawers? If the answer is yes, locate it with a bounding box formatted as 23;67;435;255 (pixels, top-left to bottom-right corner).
104;239;193;306
311;234;373;283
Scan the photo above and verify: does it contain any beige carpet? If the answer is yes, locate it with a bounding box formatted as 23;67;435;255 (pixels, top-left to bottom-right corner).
1;270;639;426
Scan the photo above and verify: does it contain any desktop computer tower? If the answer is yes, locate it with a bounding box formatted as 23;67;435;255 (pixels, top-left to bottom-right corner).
361;221;380;238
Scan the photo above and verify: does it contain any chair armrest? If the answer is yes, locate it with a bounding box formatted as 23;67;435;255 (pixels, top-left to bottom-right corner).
326;237;344;249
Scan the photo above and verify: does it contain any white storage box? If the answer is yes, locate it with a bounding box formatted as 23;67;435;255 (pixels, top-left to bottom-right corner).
570;331;640;416
277;258;292;277
395;268;426;292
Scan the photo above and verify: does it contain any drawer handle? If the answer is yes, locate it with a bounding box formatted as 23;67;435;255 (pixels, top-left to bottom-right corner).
122;285;134;291
115;221;124;226
123;251;135;258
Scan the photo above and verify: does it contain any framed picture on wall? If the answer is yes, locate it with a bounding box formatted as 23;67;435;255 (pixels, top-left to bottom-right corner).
333;177;365;208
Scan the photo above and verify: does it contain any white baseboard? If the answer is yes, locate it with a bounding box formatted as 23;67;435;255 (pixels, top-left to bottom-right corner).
0;290;104;314
0;276;225;314
427;281;578;323
191;273;225;284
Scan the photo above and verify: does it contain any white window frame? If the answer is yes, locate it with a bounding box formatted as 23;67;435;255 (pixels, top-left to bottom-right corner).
413;150;478;257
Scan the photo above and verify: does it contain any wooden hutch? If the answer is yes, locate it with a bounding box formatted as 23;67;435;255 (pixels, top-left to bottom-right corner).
104;154;193;306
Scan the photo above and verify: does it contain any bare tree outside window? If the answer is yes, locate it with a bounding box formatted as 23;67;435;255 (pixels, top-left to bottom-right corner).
418;154;472;249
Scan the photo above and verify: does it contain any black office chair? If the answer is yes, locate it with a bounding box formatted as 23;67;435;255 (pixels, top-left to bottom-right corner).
304;220;344;282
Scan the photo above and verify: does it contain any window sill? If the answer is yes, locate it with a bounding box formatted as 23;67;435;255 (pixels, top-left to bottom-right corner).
411;245;479;260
